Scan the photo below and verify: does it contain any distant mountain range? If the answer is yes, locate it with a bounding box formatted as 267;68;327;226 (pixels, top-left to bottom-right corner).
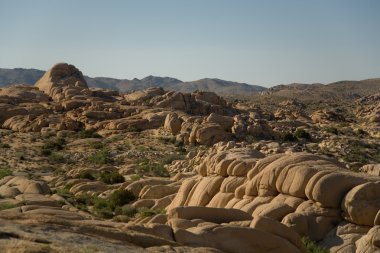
1;67;379;100
0;68;266;95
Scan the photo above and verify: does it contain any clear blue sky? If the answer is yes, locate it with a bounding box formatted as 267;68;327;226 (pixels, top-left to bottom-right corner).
0;0;379;87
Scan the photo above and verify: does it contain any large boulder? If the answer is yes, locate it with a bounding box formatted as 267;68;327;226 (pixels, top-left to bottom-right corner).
164;113;182;135
35;63;89;101
342;182;380;226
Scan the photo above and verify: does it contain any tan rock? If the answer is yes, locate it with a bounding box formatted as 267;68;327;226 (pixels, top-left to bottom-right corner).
342;181;380;226
251;215;305;251
168;206;252;224
164;113;182;135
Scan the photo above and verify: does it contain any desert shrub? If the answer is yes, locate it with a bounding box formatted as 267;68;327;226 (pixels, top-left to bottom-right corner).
76;130;102;139
55;185;72;198
76;171;96;180
108;189;136;209
130;174;141;181
107;134;124;142
294;129;311;140
41;138;65;156
99;171;125;184
302;237;329;253
324;127;339;135
279;132;297;142
136;146;149;152
0;167;12;179
126;126;141;132
64;189;135;219
88;141;104;149
158;136;176;144
356;128;368;136
17;152;26;160
0;142;10;148
135;159;170;177
244;135;256;143
89;149;112;165
48;152;65;163
91;189;135;218
115;204;138;217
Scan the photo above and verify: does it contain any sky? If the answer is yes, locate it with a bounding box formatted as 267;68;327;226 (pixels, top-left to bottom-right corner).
0;0;379;87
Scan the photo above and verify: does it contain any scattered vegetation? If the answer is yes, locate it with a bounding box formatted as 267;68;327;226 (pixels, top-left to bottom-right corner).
136;207;166;218
244;135;257;143
114;205;165;219
74;170;125;184
323;127;339;135
158;136;176;144
88;141;104;149
135;158;170;177
76;130;102;139
41;137;65;156
279;132;297;142
0;203;19;211
0;167;12;179
130;174;141;181
48;152;65;163
0;142;10;148
125;126;141;132
302;237;329;253
294;129;311;140
107;134;124;142
161;153;185;165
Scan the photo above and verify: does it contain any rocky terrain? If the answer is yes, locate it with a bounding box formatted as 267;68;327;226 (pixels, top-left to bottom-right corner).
0;63;379;252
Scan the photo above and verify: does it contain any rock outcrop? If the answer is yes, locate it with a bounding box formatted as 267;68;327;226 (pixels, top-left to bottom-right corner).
35;63;89;101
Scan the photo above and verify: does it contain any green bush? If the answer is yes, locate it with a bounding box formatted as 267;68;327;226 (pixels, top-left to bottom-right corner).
115;204;138;217
99;171;125;184
76;171;96;180
136;207;166;218
279;132;297;142
244;135;256;143
130;174;141;181
0;203;19;211
0;167;12;179
89;149;112;165
158;136;176;144
48;152;65;163
76;130;102;139
356;128;367;136
126;126;141;132
107;134;124;142
302;237;329;253
0;143;10;148
294;129;311;140
88;141;104;149
109;189;136;209
324;127;339;135
41;138;65;156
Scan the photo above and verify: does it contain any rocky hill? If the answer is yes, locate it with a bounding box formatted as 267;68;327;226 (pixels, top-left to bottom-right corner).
0;67;44;86
0;63;379;252
257;79;380;102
